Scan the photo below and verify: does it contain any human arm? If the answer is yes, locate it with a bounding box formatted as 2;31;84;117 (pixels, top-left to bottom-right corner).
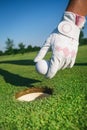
34;0;86;78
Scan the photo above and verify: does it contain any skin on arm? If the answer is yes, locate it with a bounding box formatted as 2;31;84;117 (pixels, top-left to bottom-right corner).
66;0;87;16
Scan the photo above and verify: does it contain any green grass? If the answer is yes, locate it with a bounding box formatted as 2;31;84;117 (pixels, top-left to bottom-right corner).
0;46;87;130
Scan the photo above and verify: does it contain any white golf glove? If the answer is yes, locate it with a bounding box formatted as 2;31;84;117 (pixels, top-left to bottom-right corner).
34;11;86;78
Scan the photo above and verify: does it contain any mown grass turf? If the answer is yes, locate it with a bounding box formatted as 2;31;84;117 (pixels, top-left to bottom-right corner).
0;46;87;130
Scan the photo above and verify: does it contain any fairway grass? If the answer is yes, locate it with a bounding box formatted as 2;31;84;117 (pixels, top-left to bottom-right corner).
0;46;87;130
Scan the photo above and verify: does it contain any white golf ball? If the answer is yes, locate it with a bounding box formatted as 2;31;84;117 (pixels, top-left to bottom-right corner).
35;60;49;75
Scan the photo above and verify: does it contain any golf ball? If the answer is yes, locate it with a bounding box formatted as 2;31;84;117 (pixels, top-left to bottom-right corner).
35;60;49;75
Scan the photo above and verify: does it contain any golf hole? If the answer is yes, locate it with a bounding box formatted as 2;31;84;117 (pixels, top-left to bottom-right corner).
15;87;53;102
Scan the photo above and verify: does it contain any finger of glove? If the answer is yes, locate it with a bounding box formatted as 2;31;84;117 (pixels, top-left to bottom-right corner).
34;36;52;62
69;56;76;68
46;55;65;79
62;58;71;69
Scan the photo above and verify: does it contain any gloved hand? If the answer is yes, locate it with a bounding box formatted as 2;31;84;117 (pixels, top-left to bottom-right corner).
34;11;86;78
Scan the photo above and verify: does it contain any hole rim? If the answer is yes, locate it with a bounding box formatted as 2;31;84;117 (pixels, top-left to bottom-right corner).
15;87;53;101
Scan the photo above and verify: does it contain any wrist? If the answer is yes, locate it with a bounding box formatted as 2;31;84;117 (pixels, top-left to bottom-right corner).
64;11;86;29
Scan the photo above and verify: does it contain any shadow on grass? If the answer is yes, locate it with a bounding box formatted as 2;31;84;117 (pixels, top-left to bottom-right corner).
0;69;41;87
0;59;35;66
0;60;87;66
75;63;87;66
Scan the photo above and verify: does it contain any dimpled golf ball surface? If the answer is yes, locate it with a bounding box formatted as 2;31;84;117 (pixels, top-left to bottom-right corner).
36;60;49;75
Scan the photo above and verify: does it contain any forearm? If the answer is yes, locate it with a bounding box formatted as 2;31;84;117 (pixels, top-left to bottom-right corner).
66;0;87;16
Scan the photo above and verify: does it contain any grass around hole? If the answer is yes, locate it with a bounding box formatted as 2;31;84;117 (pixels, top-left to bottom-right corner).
0;46;87;130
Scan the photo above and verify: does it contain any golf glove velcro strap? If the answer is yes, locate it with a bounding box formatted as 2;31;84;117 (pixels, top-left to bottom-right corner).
58;21;80;40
